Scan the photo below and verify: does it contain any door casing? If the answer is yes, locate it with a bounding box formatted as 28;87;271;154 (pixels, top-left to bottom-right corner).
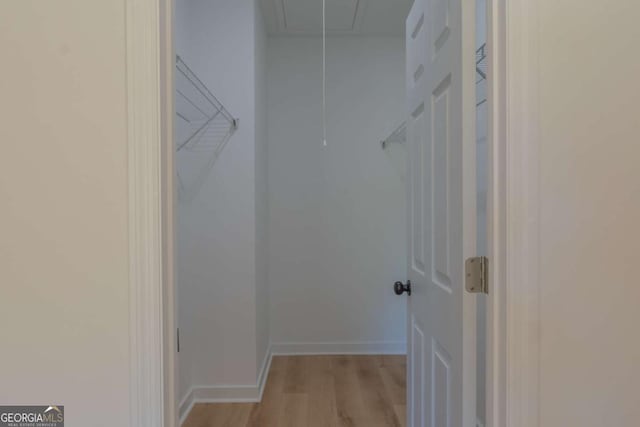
486;0;540;426
123;0;542;425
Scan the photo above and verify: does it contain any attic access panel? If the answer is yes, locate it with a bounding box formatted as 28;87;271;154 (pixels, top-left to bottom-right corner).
278;0;362;33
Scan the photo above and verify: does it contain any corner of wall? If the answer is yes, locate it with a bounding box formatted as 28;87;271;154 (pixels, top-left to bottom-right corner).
176;0;268;412
253;0;270;380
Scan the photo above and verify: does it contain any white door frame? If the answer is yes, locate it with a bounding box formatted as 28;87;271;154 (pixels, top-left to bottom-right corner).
125;0;177;426
487;0;540;426
123;0;540;425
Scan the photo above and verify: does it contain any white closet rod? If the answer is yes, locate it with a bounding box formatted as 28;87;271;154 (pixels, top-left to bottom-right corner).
381;121;407;149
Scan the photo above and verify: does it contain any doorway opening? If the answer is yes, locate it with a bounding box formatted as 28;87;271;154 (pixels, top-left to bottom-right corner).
169;0;491;425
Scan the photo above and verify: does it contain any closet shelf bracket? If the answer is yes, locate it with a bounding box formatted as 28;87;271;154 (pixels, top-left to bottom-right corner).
175;55;239;153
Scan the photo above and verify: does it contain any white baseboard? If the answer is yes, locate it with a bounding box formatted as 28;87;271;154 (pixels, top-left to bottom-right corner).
256;345;273;401
178;388;195;425
178;346;273;425
271;341;407;355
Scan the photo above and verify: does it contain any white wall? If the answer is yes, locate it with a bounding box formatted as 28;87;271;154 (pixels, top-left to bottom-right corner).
536;1;640;425
0;1;130;425
175;0;268;402
267;37;407;350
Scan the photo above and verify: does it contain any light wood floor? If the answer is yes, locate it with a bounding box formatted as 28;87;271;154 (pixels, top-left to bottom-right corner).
183;355;406;427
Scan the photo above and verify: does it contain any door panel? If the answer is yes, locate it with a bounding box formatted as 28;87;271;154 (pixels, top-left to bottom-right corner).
411;319;425;427
411;104;426;275
432;75;452;293
405;0;476;425
432;339;452;427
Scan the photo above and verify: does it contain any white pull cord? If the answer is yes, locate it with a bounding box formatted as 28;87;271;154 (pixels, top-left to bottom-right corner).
322;0;327;147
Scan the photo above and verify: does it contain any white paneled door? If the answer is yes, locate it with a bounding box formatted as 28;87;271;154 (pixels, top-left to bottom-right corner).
404;0;476;425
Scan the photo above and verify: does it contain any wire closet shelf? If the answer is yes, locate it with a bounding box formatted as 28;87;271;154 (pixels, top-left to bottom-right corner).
381;43;486;150
476;42;487;106
175;55;238;153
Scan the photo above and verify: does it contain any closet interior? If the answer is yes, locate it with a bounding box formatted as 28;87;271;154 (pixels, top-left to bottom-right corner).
174;0;487;425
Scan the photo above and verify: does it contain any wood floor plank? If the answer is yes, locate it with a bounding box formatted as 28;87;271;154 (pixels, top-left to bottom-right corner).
182;355;406;427
332;355;369;427
283;355;309;393
279;393;309;427
246;356;287;427
182;403;210;427
208;403;253;427
394;403;407;427
306;356;338;427
354;356;402;427
379;359;407;405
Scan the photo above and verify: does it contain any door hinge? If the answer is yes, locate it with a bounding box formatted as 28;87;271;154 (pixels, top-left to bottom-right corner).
177;328;180;353
465;256;489;294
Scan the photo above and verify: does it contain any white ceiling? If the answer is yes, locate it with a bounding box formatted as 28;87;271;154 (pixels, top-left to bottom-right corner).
259;0;414;36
